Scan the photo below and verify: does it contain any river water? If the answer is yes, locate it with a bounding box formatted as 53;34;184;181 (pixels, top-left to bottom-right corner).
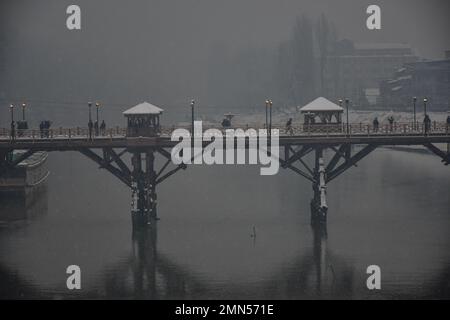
0;147;450;299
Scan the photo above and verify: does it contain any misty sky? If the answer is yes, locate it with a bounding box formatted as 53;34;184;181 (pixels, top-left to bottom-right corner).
0;0;449;123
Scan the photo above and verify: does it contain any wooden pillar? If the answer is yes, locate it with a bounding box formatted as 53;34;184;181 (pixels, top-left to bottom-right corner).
310;147;328;224
132;152;148;226
146;150;158;220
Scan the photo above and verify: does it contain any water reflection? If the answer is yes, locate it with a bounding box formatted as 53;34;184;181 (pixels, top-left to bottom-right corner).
1;150;450;299
0;184;48;223
87;221;356;299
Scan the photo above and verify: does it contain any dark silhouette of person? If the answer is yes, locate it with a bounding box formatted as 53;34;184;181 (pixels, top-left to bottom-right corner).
45;121;51;138
388;115;394;132
285;118;293;135
10;121;15;141
39;121;44;138
423;114;431;134
446;114;450;133
221;118;231;128
94;120;99;136
100;120;106;136
373;117;379;133
88;120;93;140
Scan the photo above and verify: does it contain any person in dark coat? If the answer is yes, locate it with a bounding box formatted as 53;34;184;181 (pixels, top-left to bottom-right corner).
373;117;379;133
39;121;44;138
100;120;106;136
94;120;99;136
423;114;431;134
10;121;15;141
221;118;231;128
388;115;394;132
285;118;293;135
88;120;93;140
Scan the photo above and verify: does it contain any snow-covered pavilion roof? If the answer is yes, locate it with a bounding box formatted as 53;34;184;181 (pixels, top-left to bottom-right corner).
123;102;163;116
299;97;344;113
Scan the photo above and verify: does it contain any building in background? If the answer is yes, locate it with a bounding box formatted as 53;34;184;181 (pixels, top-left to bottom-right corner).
379;51;450;111
325;40;418;109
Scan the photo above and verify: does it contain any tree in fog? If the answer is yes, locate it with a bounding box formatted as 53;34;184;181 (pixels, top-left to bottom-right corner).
316;13;329;96
290;15;315;105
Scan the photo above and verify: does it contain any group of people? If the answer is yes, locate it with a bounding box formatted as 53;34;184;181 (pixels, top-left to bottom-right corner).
88;120;107;139
39;120;51;138
372;114;450;133
9;120;30;140
281;114;450;135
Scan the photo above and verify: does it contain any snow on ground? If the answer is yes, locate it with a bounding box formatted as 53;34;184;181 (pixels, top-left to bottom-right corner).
230;108;449;127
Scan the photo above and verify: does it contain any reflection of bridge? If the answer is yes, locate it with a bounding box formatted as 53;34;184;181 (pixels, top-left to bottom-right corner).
74;223;357;299
1;123;450;226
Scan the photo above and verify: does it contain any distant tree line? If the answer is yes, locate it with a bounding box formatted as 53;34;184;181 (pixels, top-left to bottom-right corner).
206;14;339;109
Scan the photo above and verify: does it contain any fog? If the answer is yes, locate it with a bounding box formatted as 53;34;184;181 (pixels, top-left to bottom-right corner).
0;0;449;126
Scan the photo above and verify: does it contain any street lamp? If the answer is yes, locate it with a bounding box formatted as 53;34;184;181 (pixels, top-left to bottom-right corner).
190;99;195;134
96;102;100;124
423;97;428;135
423;97;428;116
22;103;26;121
338;99;343;131
345;98;350;135
269;99;273;136
413;97;417;130
9;104;14;125
265;99;269;131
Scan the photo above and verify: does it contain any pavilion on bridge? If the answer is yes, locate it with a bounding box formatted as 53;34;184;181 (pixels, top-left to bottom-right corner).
123;102;163;137
299;97;344;129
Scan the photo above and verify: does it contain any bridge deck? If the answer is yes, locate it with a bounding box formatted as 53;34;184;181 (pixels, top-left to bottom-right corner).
1;123;449;150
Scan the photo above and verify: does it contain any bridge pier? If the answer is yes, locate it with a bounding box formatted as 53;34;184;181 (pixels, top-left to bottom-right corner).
311;147;328;224
131;150;158;227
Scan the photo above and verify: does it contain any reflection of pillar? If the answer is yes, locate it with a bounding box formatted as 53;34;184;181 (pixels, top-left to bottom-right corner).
312;223;328;295
131;223;157;298
311;147;328;224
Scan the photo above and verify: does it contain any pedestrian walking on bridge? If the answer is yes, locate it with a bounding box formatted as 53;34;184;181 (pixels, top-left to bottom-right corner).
10;121;16;141
100;120;106;136
285;118;293;135
88;120;93;140
424;114;431;135
373;117;379;133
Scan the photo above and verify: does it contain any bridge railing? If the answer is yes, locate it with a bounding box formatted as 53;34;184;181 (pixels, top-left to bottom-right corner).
1;122;449;140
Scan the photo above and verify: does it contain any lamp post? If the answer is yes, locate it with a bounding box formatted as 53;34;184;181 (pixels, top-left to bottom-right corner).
338;99;343;131
265;99;269;131
423;97;428;116
9;104;14;125
9;104;14;139
423;97;428;135
22;103;26;121
96;102;100;124
345;98;350;135
269;99;273;136
413;97;417;130
190;99;195;134
88;102;92;123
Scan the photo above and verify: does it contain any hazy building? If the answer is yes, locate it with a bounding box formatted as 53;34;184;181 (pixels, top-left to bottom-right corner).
325;40;418;108
379;55;450;111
